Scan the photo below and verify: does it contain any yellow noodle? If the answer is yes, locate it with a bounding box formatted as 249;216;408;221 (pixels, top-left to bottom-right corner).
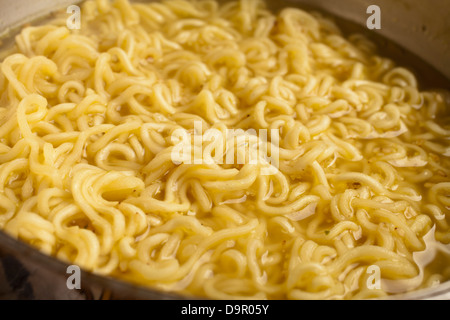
0;0;449;300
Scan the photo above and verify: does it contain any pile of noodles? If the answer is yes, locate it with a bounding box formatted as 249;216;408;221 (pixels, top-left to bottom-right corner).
0;0;449;299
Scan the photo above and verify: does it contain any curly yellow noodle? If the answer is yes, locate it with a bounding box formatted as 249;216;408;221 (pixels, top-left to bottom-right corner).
0;0;449;300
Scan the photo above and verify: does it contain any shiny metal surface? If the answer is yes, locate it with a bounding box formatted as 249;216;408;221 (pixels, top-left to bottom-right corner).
0;0;449;300
0;0;79;36
285;0;450;80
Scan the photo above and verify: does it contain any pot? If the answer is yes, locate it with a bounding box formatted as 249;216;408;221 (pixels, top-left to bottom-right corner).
0;0;449;300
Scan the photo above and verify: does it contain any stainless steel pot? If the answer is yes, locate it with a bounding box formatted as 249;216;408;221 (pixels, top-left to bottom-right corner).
0;0;449;300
